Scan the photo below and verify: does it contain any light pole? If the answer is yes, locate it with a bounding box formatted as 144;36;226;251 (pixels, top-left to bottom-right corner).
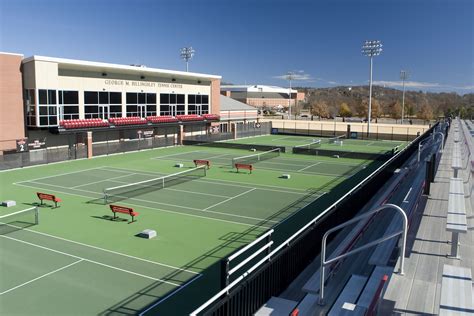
400;70;408;124
285;71;295;119
180;47;195;72
362;40;383;136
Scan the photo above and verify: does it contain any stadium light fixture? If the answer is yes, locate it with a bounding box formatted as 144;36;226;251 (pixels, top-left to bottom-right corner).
400;70;409;124
180;47;195;72
285;71;296;119
361;40;383;136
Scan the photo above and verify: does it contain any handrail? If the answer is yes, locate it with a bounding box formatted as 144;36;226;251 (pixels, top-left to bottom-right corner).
318;203;407;305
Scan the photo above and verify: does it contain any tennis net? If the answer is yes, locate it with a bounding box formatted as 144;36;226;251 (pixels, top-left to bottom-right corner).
0;207;39;235
231;148;281;167
103;165;207;204
327;135;346;144
293;139;321;150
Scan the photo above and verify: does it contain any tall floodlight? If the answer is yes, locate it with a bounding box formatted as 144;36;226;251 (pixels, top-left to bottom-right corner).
400;70;409;124
361;40;383;136
285;71;296;119
180;47;195;72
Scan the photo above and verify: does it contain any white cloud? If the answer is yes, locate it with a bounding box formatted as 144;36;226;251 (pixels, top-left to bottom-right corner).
373;80;474;91
273;72;313;81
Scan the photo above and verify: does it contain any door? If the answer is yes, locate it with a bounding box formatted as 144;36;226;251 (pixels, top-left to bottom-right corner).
99;105;109;119
195;104;202;115
138;105;146;118
169;105;177;117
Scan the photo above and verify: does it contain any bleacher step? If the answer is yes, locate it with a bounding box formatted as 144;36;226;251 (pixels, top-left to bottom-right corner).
255;296;298;316
357;266;393;308
328;275;368;316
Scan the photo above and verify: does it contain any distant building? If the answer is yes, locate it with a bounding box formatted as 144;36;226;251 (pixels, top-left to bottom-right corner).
220;85;305;110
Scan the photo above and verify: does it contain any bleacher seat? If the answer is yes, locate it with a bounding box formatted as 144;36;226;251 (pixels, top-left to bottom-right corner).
202;114;220;121
60;118;109;129
176;114;204;122
146;116;179;124
108;117;147;126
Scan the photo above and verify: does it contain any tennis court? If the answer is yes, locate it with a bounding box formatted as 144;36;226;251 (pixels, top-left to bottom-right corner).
226;134;407;154
0;136;380;315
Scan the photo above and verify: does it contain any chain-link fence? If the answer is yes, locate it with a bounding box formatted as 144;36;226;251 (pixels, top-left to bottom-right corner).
235;122;271;138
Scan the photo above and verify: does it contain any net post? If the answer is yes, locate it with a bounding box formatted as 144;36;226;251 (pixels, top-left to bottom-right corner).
103;191;108;204
35;206;39;225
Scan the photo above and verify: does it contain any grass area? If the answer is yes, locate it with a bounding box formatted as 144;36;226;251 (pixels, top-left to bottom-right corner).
0;137;378;315
227;134;407;153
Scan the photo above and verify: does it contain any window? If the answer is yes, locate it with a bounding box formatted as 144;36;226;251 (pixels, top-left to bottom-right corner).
25;89;36;126
38;89;58;126
187;94;209;115
58;90;79;120
160;93;185;116
126;92;156;117
85;91;122;119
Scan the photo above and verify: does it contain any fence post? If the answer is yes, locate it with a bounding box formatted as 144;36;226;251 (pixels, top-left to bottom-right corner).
424;158;432;195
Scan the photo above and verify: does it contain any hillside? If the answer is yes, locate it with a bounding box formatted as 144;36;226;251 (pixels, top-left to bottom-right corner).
295;86;473;119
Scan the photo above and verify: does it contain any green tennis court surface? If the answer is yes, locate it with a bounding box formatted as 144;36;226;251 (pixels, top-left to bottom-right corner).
0;136;381;315
226;134;407;153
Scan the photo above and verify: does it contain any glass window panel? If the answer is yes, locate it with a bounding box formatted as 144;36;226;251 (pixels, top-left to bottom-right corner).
160;94;169;104
127;105;138;112
138;93;146;104
49;116;57;125
48;90;56;104
202;104;209;110
39;90;48;104
58;91;63;104
147;93;156;104
126;93;137;104
85;105;98;114
85;91;98;104
202;95;209;103
39;116;48;125
188;104;196;111
99;92;109;104
177;104;185;111
48;106;57;115
110;105;122;112
110;92;121;104
147;105;156;112
177;94;185;104
195;95;202;104
160;104;169;111
170;94;176;104
39;106;48;115
63;91;78;104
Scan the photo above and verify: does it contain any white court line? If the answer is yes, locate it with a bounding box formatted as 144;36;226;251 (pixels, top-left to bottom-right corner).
203;188;256;211
14;182;270;228
100;166;308;195
1;235;180;286
0;258;84;296
366;141;375;146
14;167;103;185
72;173;136;189
297;162;322;172
28;180;277;224
150;150;202;160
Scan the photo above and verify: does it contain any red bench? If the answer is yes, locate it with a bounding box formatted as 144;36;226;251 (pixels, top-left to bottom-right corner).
37;192;62;208
235;163;253;174
110;204;139;223
194;159;211;169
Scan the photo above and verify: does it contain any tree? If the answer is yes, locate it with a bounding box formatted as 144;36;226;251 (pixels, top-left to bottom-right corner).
388;101;402;120
355;99;381;120
417;103;434;121
339;102;352;120
311;101;329;119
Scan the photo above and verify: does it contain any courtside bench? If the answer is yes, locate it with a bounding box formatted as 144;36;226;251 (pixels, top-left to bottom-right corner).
193;159;211;169
110;204;139;223
36;192;62;208
235;163;253;174
439;264;474;315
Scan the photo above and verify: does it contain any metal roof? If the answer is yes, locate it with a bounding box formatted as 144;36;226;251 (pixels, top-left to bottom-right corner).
220;95;256;111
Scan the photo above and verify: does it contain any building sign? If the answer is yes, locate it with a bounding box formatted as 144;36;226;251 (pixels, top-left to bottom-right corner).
16;139;28;152
137;130;154;138
104;79;183;89
28;138;47;150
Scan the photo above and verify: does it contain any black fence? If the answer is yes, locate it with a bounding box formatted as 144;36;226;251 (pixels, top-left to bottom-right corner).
184;132;234;143
196;123;439;316
0;145;88;170
183;139;286;153
292;146;394;161
236;122;272;138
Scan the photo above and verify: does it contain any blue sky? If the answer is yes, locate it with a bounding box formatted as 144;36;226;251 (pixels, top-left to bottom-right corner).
1;0;473;93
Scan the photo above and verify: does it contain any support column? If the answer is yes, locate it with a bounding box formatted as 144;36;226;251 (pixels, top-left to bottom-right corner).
231;123;237;139
87;131;93;159
178;125;184;145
